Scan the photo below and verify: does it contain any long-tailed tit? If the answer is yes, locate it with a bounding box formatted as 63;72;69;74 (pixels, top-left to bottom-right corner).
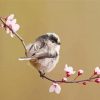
19;33;61;75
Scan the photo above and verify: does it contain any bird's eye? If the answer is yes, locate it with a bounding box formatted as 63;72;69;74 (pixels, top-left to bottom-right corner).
51;40;55;43
50;35;57;44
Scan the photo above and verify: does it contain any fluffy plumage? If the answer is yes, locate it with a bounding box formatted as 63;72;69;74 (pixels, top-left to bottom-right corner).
19;33;61;74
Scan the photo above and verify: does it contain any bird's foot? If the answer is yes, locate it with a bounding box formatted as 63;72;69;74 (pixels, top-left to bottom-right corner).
39;71;45;79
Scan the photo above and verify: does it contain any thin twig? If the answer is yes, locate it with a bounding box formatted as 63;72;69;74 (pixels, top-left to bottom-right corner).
40;74;100;84
74;75;79;80
0;17;27;54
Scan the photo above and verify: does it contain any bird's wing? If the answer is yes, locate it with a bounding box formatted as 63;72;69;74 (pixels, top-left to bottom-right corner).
26;40;57;60
26;41;44;57
31;44;57;59
34;49;57;59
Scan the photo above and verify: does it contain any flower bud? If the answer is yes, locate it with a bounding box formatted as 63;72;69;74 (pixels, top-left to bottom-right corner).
95;78;100;83
94;67;100;75
78;69;84;76
83;82;87;85
62;77;67;82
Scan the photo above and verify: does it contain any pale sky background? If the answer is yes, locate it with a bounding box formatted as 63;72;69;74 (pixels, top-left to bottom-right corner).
0;0;100;100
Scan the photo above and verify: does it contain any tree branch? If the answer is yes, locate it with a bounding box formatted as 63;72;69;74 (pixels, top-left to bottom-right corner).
0;17;27;54
40;73;100;84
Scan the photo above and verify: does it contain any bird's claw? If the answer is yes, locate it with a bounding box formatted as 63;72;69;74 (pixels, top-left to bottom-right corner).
39;71;45;79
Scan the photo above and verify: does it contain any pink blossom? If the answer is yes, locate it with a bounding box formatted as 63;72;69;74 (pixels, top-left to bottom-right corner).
95;78;100;83
62;77;67;82
78;69;84;76
5;14;20;37
94;67;100;75
64;64;76;77
49;83;61;94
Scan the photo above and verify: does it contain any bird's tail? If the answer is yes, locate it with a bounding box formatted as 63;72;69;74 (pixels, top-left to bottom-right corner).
18;57;34;61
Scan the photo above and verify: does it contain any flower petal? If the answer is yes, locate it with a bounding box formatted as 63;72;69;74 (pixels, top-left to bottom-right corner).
54;84;61;94
10;33;14;38
64;64;76;75
7;14;14;20
95;67;99;72
12;24;20;33
94;67;100;75
6;28;10;34
49;85;55;93
12;19;16;24
64;64;69;71
62;77;67;81
6;20;11;25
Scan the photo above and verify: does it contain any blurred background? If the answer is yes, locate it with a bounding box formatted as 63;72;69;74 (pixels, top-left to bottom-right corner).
0;0;100;100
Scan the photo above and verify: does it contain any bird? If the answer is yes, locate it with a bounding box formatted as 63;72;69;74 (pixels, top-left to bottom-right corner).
19;33;61;76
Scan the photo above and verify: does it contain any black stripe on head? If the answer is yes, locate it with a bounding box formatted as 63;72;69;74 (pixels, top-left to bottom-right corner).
49;35;61;45
36;34;61;45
